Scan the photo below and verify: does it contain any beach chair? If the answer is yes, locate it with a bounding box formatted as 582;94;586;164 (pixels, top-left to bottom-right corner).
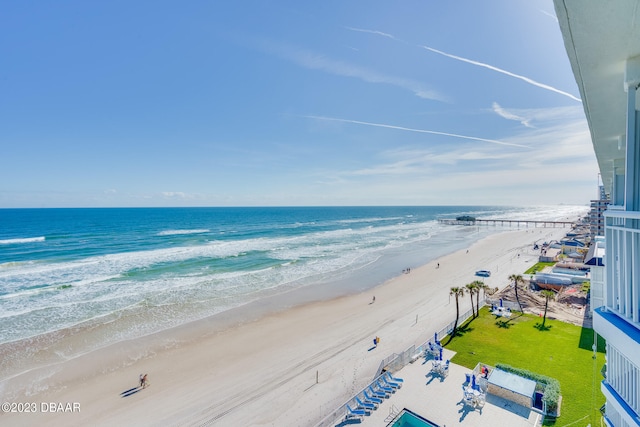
385;372;404;383
356;396;376;411
368;385;388;399
383;376;402;389
442;363;450;377
346;404;367;417
363;390;383;405
376;379;395;394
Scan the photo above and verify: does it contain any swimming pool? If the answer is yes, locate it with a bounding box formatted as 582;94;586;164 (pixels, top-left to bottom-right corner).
388;408;440;427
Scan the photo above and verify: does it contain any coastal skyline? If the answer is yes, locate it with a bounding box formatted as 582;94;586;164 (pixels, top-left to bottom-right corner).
1;0;598;208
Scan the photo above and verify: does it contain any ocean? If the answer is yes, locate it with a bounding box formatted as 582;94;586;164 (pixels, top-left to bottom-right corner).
0;205;586;378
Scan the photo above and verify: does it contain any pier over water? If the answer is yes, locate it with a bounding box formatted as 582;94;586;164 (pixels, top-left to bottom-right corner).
438;218;574;227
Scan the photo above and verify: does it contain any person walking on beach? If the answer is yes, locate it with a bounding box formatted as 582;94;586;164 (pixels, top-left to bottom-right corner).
139;374;144;388
142;374;148;389
372;295;376;303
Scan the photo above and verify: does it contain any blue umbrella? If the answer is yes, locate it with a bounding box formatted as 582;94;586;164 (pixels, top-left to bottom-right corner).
500;298;503;307
472;374;477;390
439;347;443;361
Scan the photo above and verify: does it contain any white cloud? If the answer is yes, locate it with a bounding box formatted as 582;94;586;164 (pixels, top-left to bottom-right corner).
492;102;534;128
258;40;445;101
305;105;596;205
162;192;187;199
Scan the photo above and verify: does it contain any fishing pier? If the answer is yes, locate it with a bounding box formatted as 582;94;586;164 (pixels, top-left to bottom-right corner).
437;218;575;228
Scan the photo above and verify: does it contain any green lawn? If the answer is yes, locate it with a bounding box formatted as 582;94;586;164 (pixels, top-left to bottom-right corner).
445;307;606;426
524;261;556;275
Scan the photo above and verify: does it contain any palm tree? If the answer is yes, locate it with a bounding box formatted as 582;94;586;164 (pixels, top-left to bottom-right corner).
508;273;525;312
446;286;465;345
465;282;478;318
540;289;556;327
474;281;487;315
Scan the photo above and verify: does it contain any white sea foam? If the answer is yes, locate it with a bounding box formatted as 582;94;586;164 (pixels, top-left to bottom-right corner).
0;205;589;346
0;236;45;245
157;229;210;236
336;216;405;224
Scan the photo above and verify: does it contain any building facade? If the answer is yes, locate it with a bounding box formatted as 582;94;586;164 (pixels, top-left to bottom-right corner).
555;2;640;426
590;189;610;238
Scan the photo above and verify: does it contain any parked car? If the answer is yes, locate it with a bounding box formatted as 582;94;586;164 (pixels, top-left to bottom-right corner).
475;270;491;277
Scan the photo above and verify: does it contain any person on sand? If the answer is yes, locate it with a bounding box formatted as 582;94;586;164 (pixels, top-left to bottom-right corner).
142;374;148;389
139;374;144;388
372;296;375;303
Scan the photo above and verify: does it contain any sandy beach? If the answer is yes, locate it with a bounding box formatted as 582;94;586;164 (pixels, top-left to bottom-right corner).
0;227;568;427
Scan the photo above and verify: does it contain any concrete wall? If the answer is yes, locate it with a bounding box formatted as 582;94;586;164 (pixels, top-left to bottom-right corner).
487;383;532;408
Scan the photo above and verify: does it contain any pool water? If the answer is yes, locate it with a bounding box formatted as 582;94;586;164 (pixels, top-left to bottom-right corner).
389;409;439;427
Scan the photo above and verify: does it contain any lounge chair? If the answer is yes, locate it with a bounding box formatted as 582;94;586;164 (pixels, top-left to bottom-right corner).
346;404;367;417
368;385;388;399
383;376;402;389
364;390;383;404
385;372;404;383
355;396;376;410
376;379;395;394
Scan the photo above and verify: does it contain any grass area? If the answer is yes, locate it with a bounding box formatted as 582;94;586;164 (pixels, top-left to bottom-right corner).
524;261;556;275
445;307;605;426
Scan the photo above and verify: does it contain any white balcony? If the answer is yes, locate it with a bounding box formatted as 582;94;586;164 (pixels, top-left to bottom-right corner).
603;210;640;325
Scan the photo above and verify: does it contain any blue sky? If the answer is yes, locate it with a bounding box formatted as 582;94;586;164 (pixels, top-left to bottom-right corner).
1;0;598;208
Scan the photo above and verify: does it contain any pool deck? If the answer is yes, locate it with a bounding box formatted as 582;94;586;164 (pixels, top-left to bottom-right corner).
346;348;543;427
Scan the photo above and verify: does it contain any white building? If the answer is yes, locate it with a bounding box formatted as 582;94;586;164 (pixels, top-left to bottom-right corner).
554;2;640;426
585;236;605;315
590;194;610;238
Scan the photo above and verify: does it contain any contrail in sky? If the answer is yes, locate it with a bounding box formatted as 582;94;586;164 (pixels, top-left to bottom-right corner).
422;45;582;102
345;26;581;102
345;27;401;41
305;115;530;148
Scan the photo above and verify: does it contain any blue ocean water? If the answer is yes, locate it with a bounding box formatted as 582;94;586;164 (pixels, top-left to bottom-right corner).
0;206;586;349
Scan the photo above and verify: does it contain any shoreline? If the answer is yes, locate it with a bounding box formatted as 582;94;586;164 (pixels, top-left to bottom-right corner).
0;222;490;384
1;226;569;426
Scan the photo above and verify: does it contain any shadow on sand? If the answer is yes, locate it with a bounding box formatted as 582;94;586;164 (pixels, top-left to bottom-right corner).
334;417;362;425
120;386;143;398
425;370;446;385
456;398;482;421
